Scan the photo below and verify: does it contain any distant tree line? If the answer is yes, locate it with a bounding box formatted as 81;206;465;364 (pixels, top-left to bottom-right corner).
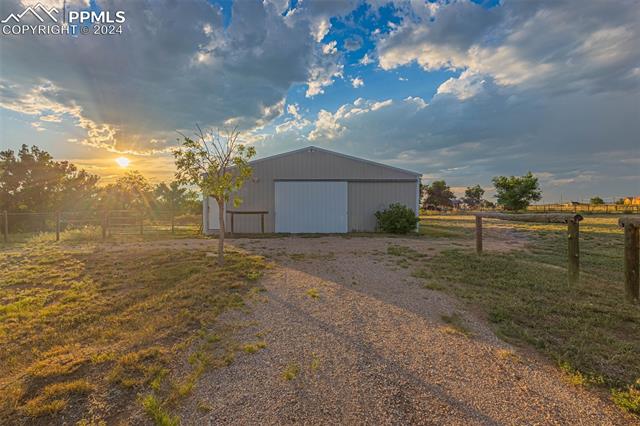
0;144;201;215
421;172;542;211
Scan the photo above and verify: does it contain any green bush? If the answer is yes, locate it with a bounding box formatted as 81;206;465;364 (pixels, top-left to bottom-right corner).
375;203;419;234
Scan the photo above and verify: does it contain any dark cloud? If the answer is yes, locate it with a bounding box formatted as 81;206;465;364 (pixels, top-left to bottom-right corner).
0;0;354;154
343;35;363;51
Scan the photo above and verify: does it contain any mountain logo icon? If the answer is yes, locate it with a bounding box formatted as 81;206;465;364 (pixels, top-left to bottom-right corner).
1;3;59;24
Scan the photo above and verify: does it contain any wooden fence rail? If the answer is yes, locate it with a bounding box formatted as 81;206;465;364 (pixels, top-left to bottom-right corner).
619;216;640;304
474;213;584;284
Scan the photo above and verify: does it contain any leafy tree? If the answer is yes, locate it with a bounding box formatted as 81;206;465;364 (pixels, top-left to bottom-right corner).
153;181;201;214
0;144;99;212
375;203;419;234
463;184;485;208
590;196;605;205
100;170;152;211
492;172;542;211
174;126;255;265
425;180;455;208
480;200;495;209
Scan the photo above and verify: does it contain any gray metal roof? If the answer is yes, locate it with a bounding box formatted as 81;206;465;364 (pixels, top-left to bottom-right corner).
250;146;421;177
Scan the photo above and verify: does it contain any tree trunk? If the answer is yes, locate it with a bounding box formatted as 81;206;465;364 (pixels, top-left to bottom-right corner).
217;199;225;266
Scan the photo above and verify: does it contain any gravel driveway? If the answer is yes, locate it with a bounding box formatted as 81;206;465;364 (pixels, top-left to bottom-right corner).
178;234;636;425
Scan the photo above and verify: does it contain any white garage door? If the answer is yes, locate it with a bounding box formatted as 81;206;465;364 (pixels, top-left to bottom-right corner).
207;196;225;230
275;181;348;233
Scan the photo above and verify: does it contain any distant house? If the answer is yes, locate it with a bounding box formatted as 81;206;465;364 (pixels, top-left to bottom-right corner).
623;196;640;206
202;146;421;233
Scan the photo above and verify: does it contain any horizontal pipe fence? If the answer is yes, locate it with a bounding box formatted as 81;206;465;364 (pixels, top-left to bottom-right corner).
1;209;202;243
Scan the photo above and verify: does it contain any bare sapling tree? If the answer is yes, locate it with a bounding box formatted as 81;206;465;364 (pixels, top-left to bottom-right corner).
174;125;255;265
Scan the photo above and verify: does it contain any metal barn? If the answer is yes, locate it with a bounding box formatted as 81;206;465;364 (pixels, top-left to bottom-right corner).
203;146;421;234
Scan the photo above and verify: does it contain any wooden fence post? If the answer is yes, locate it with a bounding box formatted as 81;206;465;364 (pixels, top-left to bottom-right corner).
55;211;60;242
475;215;483;254
623;221;639;303
261;213;265;234
3;210;7;243
567;219;580;284
171;209;175;235
139;213;144;235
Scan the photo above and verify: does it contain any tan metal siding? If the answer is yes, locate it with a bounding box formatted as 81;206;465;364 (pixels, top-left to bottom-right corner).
348;182;418;232
209;148;419;233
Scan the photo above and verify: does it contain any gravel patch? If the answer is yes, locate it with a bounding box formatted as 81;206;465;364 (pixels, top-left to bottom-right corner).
175;235;635;425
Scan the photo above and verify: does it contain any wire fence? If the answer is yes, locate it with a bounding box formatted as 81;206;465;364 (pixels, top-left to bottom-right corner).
422;204;640;215
527;204;640;214
1;209;202;243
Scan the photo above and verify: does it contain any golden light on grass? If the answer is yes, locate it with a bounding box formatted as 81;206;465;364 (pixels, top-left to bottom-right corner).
115;157;130;168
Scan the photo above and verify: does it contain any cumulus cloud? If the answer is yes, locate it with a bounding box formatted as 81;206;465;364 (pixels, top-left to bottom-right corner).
322;41;338;55
307;97;395;141
377;0;640;94
1;0;638;200
436;70;485;100
0;0;358;153
359;53;374;65
351;77;364;88
344;35;363;51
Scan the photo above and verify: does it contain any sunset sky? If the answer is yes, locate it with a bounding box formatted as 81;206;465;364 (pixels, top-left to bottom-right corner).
1;0;638;202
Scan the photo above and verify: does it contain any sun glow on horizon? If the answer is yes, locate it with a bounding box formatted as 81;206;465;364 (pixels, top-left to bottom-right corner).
115;157;130;168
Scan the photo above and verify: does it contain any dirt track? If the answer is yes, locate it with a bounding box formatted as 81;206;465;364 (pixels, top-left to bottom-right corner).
174;235;636;425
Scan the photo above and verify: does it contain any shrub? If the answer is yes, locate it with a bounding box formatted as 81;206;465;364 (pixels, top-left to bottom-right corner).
375;203;419;234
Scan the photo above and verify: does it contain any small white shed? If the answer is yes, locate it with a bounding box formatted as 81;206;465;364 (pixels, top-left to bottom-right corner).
203;146;421;234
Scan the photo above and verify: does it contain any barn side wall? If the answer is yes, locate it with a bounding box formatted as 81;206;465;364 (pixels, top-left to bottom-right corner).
347;181;418;232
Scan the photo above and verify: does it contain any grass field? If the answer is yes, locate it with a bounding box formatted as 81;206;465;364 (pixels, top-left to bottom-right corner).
1;216;638;422
0;233;266;424
417;215;640;414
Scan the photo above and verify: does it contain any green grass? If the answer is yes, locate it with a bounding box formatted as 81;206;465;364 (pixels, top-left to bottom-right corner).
242;341;267;354
440;313;472;337
0;237;266;424
282;363;300;381
141;394;179;426
419;217;471;238
306;288;320;299
415;215;639;415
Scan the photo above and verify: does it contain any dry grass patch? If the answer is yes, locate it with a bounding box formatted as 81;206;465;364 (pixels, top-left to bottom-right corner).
306;288;320;299
0;239;266;424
